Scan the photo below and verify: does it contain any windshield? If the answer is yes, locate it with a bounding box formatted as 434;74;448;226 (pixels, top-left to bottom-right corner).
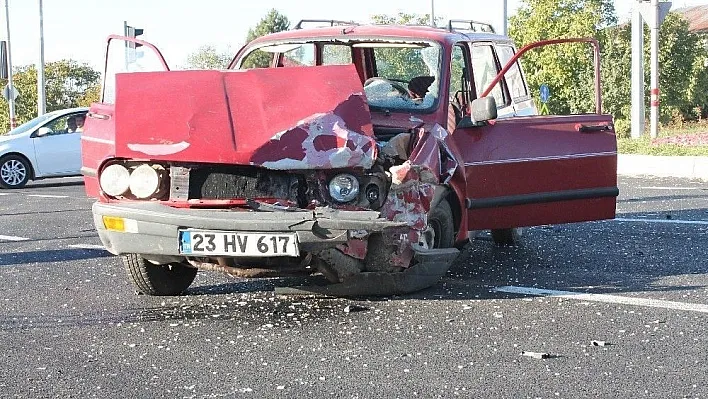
6;111;61;136
236;40;443;113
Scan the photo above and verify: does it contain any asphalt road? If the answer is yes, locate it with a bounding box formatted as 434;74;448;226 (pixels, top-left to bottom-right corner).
0;176;707;399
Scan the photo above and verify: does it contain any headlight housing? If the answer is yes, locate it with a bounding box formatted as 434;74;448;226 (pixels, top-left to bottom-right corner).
99;164;130;197
99;162;167;200
328;173;360;203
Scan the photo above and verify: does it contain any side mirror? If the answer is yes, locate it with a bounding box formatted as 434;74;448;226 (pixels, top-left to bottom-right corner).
35;127;53;137
456;97;498;129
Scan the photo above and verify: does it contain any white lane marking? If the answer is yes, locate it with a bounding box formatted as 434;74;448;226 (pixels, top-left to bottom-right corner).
0;235;30;241
641;186;704;191
0;193;10;196
495;286;708;314
613;218;708;226
68;244;106;250
27;194;69;198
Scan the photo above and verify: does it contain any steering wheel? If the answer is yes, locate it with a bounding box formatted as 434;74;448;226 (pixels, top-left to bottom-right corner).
364;77;411;99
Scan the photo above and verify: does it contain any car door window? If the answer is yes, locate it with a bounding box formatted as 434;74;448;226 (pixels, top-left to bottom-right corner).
449;44;473;118
279;44;316;67
496;45;528;101
41;114;83;136
322;44;352;65
470;45;506;107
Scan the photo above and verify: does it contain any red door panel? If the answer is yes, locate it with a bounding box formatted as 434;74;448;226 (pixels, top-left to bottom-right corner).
454;114;617;230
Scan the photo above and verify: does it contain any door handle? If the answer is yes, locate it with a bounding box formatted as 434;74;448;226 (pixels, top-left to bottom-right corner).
576;123;613;133
87;111;111;120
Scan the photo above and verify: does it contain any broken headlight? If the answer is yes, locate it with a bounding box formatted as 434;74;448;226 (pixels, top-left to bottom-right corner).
99;164;130;197
328;173;360;203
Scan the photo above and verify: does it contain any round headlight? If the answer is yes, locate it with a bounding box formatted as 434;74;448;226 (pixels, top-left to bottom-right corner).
129;164;161;199
100;164;130;197
328;174;360;203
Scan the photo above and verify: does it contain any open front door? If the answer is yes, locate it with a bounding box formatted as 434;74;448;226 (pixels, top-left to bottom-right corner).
455;38;617;231
82;36;169;198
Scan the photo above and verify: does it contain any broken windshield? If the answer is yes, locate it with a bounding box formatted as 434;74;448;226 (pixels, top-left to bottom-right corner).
236;40;442;113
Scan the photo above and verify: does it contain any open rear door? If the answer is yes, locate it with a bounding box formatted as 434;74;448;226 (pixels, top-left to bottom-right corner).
455;38;618;231
82;36;169;198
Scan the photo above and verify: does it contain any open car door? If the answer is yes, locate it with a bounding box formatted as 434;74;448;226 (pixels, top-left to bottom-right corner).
455;38;617;230
82;36;169;197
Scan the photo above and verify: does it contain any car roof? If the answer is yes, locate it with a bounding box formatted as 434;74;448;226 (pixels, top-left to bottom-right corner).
246;23;510;47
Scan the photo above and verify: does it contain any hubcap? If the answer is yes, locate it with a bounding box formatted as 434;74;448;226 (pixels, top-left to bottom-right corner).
418;223;437;250
1;159;27;186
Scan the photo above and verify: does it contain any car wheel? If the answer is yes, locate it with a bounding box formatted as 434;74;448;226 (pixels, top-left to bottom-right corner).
122;254;198;296
0;155;31;189
419;199;455;250
491;228;523;246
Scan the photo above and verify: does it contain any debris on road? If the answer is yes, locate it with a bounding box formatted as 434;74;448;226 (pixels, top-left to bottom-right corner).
521;351;552;359
591;340;610;347
343;304;369;313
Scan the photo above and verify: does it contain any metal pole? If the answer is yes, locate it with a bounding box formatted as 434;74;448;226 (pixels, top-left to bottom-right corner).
649;0;660;138
502;0;508;36
630;4;645;139
4;0;15;129
37;0;45;116
430;0;435;27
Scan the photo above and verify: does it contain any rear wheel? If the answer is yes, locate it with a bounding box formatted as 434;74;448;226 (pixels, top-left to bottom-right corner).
0;155;31;189
122;254;198;295
491;228;523;246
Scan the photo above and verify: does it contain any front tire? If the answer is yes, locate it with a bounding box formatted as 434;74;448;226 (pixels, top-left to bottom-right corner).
421;199;455;249
0;155;31;189
122;254;198;295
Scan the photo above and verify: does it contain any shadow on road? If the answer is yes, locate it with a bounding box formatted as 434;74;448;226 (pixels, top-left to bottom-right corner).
0;248;110;266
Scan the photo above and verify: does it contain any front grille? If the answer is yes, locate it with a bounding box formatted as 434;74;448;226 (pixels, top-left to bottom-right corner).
188;166;300;201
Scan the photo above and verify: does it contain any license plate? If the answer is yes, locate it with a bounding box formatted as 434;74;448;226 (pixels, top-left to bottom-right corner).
179;230;299;257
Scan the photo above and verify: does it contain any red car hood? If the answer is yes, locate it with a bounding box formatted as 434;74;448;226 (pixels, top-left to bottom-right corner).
114;65;376;169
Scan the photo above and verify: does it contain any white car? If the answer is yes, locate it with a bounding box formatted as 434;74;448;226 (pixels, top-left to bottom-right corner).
0;107;89;189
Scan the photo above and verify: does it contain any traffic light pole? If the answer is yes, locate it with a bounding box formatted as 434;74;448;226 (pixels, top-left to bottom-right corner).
37;0;46;116
4;0;15;129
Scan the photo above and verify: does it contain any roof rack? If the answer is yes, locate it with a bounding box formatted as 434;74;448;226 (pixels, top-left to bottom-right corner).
293;19;359;30
447;20;495;33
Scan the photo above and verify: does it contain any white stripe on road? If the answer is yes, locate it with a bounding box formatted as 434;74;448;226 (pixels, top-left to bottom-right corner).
0;235;30;241
613;218;708;226
641;186;704;191
27;194;69;198
495;286;708;314
0;193;10;196
68;244;106;250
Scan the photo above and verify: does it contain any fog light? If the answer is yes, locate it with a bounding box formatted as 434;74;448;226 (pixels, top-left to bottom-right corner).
103;216;125;232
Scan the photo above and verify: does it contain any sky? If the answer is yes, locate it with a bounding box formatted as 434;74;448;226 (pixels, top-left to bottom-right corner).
2;0;707;72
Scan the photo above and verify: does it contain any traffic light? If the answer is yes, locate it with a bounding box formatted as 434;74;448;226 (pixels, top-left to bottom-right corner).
124;21;144;49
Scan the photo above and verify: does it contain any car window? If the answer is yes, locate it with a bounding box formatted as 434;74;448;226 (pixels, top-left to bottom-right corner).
6;112;58;135
496;45;528;100
471;45;505;107
364;43;441;112
322;44;352;65
279;44;315;67
41;113;85;135
239;49;274;69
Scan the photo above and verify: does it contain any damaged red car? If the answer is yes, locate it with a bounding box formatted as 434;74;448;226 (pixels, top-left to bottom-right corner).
81;20;618;296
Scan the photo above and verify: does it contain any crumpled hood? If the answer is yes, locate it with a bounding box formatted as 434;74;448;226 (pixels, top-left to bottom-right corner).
114;65;376;169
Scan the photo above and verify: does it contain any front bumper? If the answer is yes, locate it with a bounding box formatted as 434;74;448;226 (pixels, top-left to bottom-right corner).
92;202;407;257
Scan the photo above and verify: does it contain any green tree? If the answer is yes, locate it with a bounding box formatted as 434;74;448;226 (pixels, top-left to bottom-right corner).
509;0;616;115
0;60;101;132
241;9;290;69
184;45;233;70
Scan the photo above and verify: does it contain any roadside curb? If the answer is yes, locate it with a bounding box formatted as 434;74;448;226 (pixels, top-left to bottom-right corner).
617;154;708;182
